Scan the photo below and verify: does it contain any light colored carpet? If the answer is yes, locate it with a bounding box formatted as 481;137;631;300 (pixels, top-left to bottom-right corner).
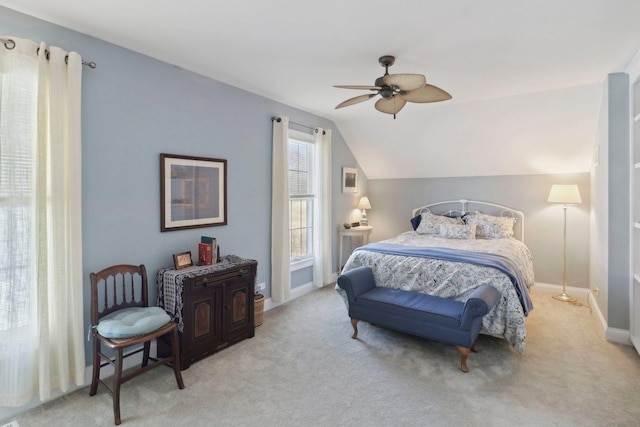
6;286;640;427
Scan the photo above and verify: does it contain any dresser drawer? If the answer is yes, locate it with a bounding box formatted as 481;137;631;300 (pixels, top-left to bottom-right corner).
185;266;253;294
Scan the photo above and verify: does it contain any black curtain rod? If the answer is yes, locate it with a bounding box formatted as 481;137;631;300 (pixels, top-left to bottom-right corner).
271;116;326;135
1;37;96;69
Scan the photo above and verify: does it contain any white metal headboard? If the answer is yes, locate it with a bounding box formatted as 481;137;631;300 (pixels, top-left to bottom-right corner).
411;199;526;243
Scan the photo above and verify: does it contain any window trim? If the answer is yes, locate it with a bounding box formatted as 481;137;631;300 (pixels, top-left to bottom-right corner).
288;129;315;267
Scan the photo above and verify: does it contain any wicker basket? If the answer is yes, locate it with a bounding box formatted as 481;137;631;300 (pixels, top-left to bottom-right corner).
254;293;265;327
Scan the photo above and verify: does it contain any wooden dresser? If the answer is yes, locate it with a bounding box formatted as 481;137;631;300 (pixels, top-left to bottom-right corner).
157;255;257;369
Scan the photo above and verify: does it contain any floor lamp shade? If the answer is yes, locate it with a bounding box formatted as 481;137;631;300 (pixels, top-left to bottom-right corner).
547;184;582;205
547;184;581;303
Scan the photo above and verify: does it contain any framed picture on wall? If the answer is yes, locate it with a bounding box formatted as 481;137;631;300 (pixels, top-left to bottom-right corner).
342;167;358;193
161;153;227;231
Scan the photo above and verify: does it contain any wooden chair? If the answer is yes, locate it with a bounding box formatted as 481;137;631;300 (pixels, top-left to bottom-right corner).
89;264;185;425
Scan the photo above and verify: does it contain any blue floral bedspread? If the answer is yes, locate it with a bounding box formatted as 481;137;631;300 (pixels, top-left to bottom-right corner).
337;232;535;353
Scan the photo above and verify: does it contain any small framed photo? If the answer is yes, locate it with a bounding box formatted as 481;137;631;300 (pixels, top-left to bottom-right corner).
342;167;358;193
173;251;193;270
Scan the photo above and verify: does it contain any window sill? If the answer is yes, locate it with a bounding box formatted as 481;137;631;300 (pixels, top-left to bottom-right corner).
291;257;313;272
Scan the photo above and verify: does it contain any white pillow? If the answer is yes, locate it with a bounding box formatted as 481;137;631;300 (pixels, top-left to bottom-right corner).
464;212;515;238
438;223;477;239
416;211;463;235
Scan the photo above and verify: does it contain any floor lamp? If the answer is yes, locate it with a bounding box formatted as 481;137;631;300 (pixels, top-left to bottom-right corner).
547;184;582;302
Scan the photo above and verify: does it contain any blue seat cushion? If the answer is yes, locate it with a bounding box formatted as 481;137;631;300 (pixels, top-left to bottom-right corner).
357;287;463;329
97;306;171;339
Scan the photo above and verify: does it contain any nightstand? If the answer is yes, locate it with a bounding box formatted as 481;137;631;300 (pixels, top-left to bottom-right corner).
338;226;373;272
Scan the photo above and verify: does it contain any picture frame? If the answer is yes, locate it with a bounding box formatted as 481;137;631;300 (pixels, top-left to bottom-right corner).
173;251;193;270
342;167;358;193
161;153;227;232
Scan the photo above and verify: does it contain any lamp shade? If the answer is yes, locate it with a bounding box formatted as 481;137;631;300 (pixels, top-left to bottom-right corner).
357;196;372;210
547;184;582;204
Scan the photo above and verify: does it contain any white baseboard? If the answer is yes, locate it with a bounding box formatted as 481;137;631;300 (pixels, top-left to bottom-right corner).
264;280;329;312
531;282;590;298
533;282;631;346
605;327;631;345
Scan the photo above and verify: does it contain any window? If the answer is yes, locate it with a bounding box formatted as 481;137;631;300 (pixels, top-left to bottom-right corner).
288;130;314;267
0;153;33;332
0;71;36;333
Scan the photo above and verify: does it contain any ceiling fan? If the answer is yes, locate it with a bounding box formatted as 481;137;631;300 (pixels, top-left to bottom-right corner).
334;55;452;119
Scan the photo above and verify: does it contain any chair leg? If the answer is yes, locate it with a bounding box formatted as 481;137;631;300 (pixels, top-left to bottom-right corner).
350;318;359;339
170;328;185;389
113;349;123;425
142;341;150;368
89;337;100;396
456;346;471;373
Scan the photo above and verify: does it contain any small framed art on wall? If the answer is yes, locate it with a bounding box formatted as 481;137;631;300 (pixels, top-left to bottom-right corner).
342;167;358;193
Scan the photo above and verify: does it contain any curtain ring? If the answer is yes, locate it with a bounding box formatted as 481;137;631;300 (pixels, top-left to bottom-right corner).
4;39;15;50
36;47;50;60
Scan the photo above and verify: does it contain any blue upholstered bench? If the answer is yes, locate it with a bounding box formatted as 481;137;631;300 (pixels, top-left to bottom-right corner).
337;266;500;372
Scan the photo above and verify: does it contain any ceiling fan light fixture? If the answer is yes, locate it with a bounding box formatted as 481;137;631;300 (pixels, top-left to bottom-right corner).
379;87;394;99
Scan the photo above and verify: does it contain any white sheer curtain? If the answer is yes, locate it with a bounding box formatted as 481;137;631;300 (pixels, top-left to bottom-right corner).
312;128;332;287
0;37;85;406
271;117;291;302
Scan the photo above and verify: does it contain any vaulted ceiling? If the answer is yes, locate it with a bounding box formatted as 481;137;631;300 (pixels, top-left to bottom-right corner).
2;0;640;178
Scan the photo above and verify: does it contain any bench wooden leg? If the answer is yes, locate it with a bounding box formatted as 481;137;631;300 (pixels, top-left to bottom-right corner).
350;318;359;339
456;346;470;373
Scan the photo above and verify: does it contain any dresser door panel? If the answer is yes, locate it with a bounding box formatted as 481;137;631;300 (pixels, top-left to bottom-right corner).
184;288;222;351
223;279;254;340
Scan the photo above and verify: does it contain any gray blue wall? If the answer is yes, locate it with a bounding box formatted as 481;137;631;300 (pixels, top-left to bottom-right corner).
607;73;630;330
591;73;630;329
0;6;365;366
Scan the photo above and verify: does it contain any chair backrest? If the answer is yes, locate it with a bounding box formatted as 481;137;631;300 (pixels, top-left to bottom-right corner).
90;264;149;324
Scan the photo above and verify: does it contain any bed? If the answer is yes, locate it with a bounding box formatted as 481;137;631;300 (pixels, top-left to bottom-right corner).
336;199;535;353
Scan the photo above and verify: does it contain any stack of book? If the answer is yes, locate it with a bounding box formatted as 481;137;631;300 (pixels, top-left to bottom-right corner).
198;236;219;265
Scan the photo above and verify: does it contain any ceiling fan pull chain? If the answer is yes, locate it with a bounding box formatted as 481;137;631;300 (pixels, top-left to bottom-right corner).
393;95;397;119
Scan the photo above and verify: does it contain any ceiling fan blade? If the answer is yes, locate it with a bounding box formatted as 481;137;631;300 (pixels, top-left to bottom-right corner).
374;96;407;115
382;74;426;91
400;84;452;103
335;93;377;109
334;85;382;90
